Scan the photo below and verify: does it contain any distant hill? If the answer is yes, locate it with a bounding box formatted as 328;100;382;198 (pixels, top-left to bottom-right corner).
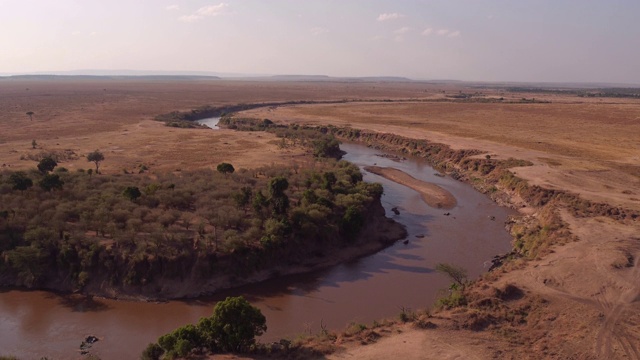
269;75;413;82
0;69;237;77
0;74;221;81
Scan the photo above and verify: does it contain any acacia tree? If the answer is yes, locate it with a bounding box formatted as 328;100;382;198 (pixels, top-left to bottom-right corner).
26;111;34;121
435;263;468;289
216;162;235;175
37;157;57;174
87;150;105;174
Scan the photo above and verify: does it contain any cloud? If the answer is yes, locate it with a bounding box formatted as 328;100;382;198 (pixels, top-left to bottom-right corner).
179;3;228;22
394;27;409;35
377;13;403;21
422;28;461;38
311;27;329;36
166;5;180;11
196;3;228;16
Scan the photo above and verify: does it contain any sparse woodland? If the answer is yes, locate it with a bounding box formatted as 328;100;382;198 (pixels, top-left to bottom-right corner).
0;128;386;297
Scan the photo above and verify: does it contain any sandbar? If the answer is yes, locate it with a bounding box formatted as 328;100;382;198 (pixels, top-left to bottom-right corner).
365;166;457;209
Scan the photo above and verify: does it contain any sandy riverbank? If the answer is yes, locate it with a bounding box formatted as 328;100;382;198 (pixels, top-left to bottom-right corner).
365;166;457;209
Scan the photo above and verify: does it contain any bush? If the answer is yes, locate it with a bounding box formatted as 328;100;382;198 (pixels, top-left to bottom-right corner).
152;296;267;357
140;343;164;360
201;296;267;352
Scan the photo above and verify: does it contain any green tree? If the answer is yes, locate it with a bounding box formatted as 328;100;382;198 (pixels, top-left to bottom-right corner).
322;171;337;191
87;150;105;174
268;176;289;198
123;186;142;201
341;205;364;239
312;135;343;158
158;324;200;359
26;111;34;121
37;157;58;174
233;187;252;212
9;172;33;192
267;176;290;215
199;296;266;352
141;343;164;360
39;173;64;192
216;162;235;175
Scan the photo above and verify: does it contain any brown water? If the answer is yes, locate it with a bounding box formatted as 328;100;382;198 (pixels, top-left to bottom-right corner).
0;143;515;359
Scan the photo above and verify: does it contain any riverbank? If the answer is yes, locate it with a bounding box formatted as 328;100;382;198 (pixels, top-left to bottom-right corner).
236;102;640;358
364;166;457;209
103;200;407;301
0;163;407;302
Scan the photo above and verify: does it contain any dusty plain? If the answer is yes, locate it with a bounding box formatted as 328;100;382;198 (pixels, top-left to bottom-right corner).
1;78;640;359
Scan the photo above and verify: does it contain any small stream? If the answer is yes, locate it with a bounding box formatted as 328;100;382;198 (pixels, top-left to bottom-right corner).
0;140;514;359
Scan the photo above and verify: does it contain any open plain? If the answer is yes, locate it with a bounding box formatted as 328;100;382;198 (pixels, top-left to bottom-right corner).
1;78;640;359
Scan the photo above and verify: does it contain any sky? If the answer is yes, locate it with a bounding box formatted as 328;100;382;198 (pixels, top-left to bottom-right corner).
1;0;639;83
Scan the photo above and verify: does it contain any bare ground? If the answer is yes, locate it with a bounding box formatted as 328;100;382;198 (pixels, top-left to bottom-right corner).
239;95;640;359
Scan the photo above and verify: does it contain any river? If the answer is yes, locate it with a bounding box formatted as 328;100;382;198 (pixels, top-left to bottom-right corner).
195;117;220;129
0;139;514;359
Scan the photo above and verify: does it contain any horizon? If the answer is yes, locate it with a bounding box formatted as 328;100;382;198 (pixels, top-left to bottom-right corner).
2;71;639;88
2;1;639;84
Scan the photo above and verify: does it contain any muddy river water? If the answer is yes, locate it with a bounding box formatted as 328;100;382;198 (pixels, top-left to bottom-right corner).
0;141;515;359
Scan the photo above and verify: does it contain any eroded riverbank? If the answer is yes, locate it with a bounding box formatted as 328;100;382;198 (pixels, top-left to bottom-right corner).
0;142;514;359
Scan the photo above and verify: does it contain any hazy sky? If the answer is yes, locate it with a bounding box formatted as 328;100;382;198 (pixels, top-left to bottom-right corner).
2;0;639;83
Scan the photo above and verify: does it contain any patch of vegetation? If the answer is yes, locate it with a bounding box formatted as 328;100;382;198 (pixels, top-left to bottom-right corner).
0;153;385;295
145;296;266;359
219;117;345;159
154;100;352;124
435;263;469;309
165;120;206;129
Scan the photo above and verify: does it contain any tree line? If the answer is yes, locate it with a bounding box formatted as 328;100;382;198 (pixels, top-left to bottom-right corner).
0;137;383;296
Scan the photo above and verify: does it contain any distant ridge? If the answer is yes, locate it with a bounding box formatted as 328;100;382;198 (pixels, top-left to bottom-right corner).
1;74;221;81
269;75;413;82
0;69;239;77
2;71;636;88
0;71;415;83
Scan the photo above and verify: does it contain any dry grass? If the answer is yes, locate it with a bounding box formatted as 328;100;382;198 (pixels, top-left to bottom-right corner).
242;97;640;211
2;78;640;359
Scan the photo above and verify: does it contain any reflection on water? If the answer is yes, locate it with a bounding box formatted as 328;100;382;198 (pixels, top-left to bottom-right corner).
196;117;220;129
0;142;515;359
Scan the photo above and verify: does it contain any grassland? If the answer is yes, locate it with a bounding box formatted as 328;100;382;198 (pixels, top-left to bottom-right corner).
238;88;640;359
1;78;639;359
